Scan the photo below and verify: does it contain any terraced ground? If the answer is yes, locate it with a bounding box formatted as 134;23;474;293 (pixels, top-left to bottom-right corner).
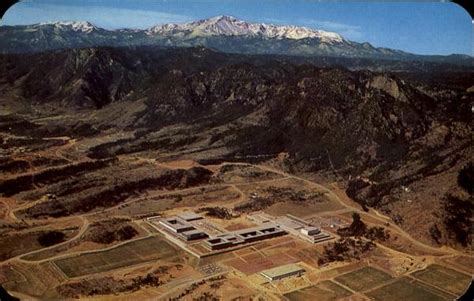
284;280;351;301
410;264;471;296
333;266;394;292
366;277;453;301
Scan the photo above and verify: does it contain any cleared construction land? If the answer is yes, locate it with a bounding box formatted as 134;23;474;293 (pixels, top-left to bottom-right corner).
1;131;471;300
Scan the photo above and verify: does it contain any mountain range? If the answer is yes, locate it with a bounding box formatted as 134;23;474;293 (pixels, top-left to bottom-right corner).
1;45;472;248
0;14;473;248
1;10;474;301
0;16;472;65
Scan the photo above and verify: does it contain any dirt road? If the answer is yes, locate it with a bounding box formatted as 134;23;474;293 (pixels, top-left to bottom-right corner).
251;162;464;257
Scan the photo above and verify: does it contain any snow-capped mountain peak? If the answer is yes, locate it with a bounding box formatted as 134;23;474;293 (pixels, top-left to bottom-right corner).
28;16;345;44
38;21;97;33
146;15;344;43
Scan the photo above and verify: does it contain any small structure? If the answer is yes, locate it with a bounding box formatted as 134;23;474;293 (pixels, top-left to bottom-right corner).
181;228;208;241
260;264;305;281
301;226;320;236
300;230;331;243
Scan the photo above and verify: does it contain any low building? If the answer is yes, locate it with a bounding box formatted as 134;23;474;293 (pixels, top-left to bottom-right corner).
272;215;332;244
204;224;285;250
260;264;305;281
205;238;234;250
205;233;242;250
276;216;305;232
301;226;320;236
233;223;286;243
159;217;195;233
181;229;208;241
301;232;332;243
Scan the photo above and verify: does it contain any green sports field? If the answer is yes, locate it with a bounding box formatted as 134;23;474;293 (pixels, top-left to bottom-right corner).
53;236;179;278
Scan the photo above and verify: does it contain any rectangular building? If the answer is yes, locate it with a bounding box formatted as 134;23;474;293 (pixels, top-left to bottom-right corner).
205;233;242;250
276;216;305;232
304;232;332;243
233;223;286;243
260;264;305;281
159;217;195;233
271;215;333;244
204;224;286;250
301;226;321;236
181;229;208;241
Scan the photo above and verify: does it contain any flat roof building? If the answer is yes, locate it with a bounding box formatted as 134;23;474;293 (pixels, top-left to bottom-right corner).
152;210;333;258
159;217;195;233
260;264;305;281
204;224;286;250
303;232;332;243
301;226;321;236
276;216;305;231
233;223;286;243
273;215;332;244
205;233;243;250
181;229;208;241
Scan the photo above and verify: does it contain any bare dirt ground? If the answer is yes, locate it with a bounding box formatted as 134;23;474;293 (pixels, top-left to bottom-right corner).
0;132;472;300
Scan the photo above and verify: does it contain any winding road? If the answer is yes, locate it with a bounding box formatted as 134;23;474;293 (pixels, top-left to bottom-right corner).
1;153;471;300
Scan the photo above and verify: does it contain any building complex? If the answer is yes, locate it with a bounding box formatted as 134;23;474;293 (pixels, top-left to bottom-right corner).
147;210;332;258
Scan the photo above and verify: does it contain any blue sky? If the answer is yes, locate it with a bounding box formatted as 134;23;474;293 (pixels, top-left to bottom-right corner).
2;0;472;55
